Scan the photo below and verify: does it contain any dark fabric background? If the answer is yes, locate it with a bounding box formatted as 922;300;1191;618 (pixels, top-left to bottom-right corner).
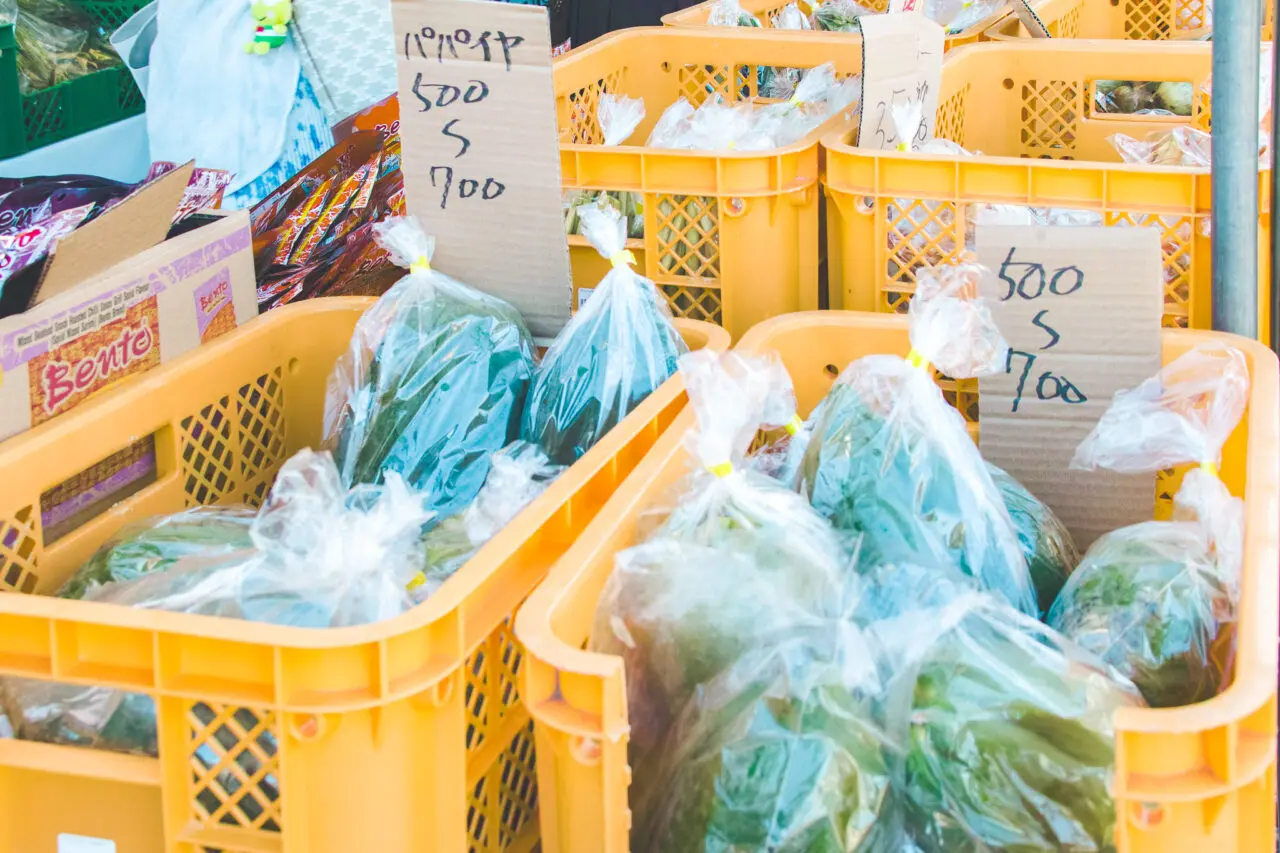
559;0;704;50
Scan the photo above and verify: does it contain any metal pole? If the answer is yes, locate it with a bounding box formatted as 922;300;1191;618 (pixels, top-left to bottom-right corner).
1211;0;1263;339
1270;0;1280;352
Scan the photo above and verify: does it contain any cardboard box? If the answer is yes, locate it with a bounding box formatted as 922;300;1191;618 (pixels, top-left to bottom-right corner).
0;202;258;539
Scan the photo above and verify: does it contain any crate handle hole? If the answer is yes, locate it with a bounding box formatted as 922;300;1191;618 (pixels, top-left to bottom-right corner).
1130;802;1166;829
724;197;747;217
569;735;602;765
287;357;301;376
423;674;456;707
660;61;671;73
288;713;327;742
1002;78;1014;90
824;363;840;379
856;196;875;215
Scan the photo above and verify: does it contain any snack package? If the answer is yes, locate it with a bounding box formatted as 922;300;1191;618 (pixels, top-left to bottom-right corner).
323;216;536;517
706;0;761;27
523;205;688;464
0;203;93;302
986;463;1079;617
413;441;564;600
57;507;256;601
798;263;1038;616
2;449;434;755
591;351;856;770
598;93;646;146
871;587;1144;852
1049;344;1249;707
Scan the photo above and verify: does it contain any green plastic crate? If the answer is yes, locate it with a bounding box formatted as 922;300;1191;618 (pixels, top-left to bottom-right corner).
0;0;146;159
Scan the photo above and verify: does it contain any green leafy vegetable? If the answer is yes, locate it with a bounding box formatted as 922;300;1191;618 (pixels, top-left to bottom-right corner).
986;462;1079;616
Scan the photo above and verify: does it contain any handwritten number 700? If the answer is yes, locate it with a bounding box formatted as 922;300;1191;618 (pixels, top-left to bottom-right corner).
1005;349;1087;413
405;27;524;71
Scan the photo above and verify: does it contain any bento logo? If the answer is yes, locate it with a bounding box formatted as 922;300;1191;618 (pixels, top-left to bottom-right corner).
41;322;155;414
198;280;230;314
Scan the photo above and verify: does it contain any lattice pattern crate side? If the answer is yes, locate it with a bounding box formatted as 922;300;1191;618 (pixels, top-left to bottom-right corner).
468;773;493;853
936;83;969;145
1053;2;1083;37
465;642;491;754
180;396;237;507
1174;0;1208;30
188;702;282;837
1124;0;1175;37
236;369;288;506
1105;211;1196;328
563;70;626;144
0;505;41;593
677;63;754;106
661;283;724;325
1019;79;1082;158
883;198;963;311
655;194;721;279
496;722;538;850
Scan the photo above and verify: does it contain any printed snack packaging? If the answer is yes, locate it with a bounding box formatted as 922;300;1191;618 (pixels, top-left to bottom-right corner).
0;210;258;541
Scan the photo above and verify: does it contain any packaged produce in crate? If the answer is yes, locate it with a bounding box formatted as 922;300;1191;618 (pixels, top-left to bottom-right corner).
1050;344;1249;708
526;204;688;465
322;216;535;515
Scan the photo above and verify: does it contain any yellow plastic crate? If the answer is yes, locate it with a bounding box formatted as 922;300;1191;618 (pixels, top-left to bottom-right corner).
662;0;1011;49
517;310;1279;853
985;0;1273;41
0;297;728;853
556;27;863;339
823;40;1273;358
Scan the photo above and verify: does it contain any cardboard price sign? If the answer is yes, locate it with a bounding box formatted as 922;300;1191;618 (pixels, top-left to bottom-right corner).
857;13;945;151
393;0;572;338
976;225;1163;549
1009;0;1051;37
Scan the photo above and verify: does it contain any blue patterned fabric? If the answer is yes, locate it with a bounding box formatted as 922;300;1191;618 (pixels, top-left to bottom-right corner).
224;73;334;210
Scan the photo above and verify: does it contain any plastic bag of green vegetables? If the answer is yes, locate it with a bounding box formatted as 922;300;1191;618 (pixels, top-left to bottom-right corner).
1049;344;1249;708
871;585;1144;852
591;350;855;771
524;205;687;464
323;216;536;517
798;263;1037;615
13;0;123;95
57;507;256;601
633;598;902;853
1;449;435;755
412;441;564;600
987;463;1079;617
746;354;812;485
811;0;876;32
706;0;761;27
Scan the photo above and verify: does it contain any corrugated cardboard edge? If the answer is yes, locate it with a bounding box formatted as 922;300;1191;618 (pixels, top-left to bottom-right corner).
1009;0;1051;37
33;162;196;307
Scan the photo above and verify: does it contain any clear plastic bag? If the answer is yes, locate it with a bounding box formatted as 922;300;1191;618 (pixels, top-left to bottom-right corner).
414;441;564;600
1049;343;1249;707
522;204;688;464
1108;126;1213;167
810;0;876;31
926;0;1004;34
986;463;1079;617
770;1;811;29
798;263;1038;616
13;0;121;95
598;93;646;146
57;506;256;601
323;216;536;517
870;589;1144;852
591;351;856;771
746;356;811;485
706;0;761;26
2;449;435;756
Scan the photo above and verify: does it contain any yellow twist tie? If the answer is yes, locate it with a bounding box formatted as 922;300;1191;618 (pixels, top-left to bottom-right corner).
410;256;431;275
707;461;734;477
896;141;910;152
906;349;930;372
784;414;803;435
727;141;736;151
609;249;636;269
406;573;427;592
1199;461;1219;477
789;94;804;107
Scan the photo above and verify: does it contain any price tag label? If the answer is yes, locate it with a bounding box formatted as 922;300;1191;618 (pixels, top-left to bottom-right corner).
58;835;116;853
857;13;945;151
393;0;573;338
976;225;1163;548
1009;0;1052;37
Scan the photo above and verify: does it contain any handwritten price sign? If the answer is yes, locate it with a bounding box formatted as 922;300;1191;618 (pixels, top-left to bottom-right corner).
976;225;1163;548
393;0;572;338
857;13;944;151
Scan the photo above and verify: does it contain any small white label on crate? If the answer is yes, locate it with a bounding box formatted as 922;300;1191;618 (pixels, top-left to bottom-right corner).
576;287;595;310
57;835;116;853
